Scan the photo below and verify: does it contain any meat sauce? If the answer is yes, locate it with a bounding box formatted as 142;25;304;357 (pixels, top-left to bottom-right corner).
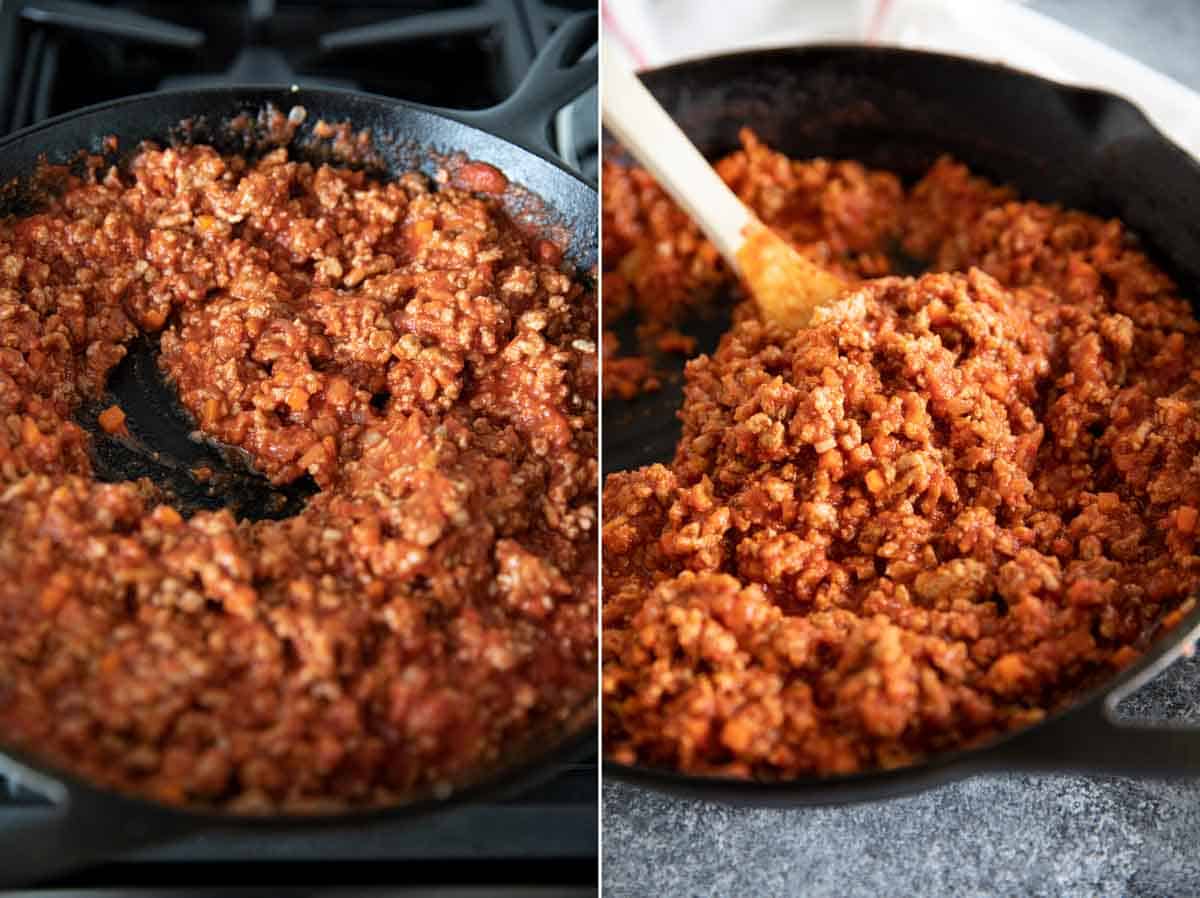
0;140;597;811
603;129;1200;777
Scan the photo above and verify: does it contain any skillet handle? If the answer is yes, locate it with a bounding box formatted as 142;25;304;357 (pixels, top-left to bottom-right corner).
455;11;597;161
999;686;1200;776
0;779;195;887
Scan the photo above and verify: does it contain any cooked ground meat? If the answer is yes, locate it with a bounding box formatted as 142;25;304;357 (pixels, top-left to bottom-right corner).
0;141;597;811
602;331;660;400
602;131;1200;778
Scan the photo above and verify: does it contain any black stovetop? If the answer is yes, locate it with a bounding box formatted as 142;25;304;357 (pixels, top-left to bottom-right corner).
2;760;596;890
0;0;598;180
0;0;597;891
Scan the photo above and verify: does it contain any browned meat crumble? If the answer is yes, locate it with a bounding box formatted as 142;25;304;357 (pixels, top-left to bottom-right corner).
0;141;597;812
603;130;1200;778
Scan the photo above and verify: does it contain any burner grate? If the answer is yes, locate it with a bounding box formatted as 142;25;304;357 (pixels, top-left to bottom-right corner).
0;758;595;806
0;0;597;178
0;1;596;884
0;759;597;877
1;0;203;132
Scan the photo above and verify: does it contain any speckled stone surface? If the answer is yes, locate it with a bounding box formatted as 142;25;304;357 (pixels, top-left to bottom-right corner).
603;659;1200;898
601;4;1200;895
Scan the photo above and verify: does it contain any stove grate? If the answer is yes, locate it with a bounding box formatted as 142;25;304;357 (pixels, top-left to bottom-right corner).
0;0;597;179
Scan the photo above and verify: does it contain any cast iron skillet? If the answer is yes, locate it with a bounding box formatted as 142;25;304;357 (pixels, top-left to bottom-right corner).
0;12;597;887
603;45;1200;806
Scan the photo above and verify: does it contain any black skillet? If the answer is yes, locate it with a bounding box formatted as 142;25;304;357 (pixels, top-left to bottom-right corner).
0;12;598;887
603;45;1200;805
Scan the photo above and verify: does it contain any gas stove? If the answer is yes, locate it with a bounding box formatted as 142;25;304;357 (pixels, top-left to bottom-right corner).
0;761;596;891
0;0;598;180
0;0;597;892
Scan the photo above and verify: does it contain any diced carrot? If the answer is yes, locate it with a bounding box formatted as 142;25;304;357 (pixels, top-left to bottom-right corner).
224;584;257;619
97;404;127;434
202;398;223;425
865;469;886;494
1178;505;1198;534
155;505;183;527
287;386;310;412
142;307;167;330
20;416;40;445
1110;646;1139;668
38;572;73;614
721;716;754;754
1160;600;1196;631
1065;578;1100;606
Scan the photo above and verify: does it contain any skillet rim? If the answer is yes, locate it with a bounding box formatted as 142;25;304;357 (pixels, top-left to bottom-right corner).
0;84;600;825
601;42;1200;798
0;83;597;189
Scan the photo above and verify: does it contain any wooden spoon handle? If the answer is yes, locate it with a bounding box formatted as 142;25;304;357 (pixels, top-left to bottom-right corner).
602;53;847;329
601;52;751;266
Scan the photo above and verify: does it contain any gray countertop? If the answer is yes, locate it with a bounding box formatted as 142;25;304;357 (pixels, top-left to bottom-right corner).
603;658;1200;898
602;3;1200;895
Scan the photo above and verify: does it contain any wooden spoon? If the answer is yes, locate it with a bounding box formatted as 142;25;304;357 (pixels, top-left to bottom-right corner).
601;54;845;329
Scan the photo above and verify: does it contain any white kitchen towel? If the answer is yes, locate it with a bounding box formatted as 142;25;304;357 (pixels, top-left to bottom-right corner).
602;0;1200;160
